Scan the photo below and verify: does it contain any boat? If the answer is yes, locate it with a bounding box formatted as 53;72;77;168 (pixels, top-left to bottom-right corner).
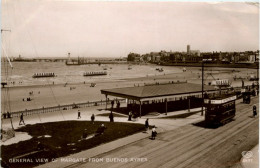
83;71;107;76
156;67;163;72
32;72;56;78
158;68;164;72
66;60;81;65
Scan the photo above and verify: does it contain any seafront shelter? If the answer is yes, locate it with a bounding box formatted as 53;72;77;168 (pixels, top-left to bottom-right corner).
101;83;219;117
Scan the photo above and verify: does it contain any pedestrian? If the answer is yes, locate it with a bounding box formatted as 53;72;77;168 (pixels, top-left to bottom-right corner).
111;100;115;109
253;105;257;117
128;111;132;121
7;111;11;118
109;112;114;122
145;119;149;132
151;126;157;140
19;113;25;125
3;112;7;119
117;101;120;109
77;110;81;119
91;114;95;124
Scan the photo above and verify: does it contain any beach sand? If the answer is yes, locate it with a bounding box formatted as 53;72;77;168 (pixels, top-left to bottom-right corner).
2;67;256;112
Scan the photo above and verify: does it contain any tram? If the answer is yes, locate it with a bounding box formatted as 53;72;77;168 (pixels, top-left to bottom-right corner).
204;94;236;127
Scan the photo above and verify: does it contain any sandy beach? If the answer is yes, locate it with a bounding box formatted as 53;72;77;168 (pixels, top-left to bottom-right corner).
2;66;257;112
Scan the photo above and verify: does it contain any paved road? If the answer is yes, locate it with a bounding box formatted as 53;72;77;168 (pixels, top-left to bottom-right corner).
64;97;258;168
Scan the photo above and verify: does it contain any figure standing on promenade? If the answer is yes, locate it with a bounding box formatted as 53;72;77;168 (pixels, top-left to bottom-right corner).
145;119;149;132
253;105;257;117
111;100;115;109
91;114;95;124
151;126;157;140
117;101;120;109
19;113;25;125
109;111;114;122
242;80;244;88
3;112;7;119
77;110;81;119
128;111;132;121
7;111;11;118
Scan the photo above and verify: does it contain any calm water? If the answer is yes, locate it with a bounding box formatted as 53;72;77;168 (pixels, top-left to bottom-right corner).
1;62;184;86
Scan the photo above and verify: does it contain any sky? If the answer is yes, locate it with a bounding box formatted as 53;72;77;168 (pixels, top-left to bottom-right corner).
1;0;259;58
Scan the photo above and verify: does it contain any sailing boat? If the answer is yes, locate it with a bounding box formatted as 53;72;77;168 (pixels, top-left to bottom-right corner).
1;29;15;141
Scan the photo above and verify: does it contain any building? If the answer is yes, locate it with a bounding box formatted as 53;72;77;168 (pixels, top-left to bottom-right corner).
101;83;219;116
187;45;190;55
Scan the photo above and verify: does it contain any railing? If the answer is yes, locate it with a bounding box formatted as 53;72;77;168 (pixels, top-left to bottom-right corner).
2;99;125;119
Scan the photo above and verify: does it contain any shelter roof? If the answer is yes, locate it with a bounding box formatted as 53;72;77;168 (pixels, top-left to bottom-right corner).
101;83;216;100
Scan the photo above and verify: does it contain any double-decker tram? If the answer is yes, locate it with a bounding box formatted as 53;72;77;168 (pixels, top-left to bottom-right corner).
204;94;236;127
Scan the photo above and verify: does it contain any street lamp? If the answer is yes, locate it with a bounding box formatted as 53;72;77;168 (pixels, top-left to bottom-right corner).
201;59;204;116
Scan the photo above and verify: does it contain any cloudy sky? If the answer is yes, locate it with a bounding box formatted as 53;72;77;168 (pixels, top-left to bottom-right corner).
1;0;259;58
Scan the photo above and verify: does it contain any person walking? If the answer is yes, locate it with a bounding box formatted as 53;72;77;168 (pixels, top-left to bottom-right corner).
253;105;257;117
91;114;95;124
145;119;149;132
19;113;25;125
111;100;115;109
7;111;11;119
128;111;132;121
77;110;81;119
151;126;157;140
117;101;120;109
109;112;114;122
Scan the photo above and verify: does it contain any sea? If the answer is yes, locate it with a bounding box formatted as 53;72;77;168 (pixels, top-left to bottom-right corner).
1;62;257;87
1;62;185;86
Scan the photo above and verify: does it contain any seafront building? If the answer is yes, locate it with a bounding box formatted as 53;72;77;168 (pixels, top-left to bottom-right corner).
101;82;221;117
127;45;259;65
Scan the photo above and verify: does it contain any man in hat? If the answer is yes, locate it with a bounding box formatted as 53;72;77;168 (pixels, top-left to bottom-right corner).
77;110;81;119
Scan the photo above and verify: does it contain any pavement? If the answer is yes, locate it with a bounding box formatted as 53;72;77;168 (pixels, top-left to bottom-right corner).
1;104;204;166
1;99;258;168
1;104;204;132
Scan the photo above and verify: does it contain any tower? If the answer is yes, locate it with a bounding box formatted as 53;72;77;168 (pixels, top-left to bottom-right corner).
187;45;190;55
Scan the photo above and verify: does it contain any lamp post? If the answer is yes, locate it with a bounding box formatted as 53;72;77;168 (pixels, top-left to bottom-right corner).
201;60;204;116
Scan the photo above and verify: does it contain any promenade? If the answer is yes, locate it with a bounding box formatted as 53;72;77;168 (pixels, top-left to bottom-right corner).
1;97;258;168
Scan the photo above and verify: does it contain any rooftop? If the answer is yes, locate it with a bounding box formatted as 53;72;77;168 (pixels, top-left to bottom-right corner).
101;83;216;100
